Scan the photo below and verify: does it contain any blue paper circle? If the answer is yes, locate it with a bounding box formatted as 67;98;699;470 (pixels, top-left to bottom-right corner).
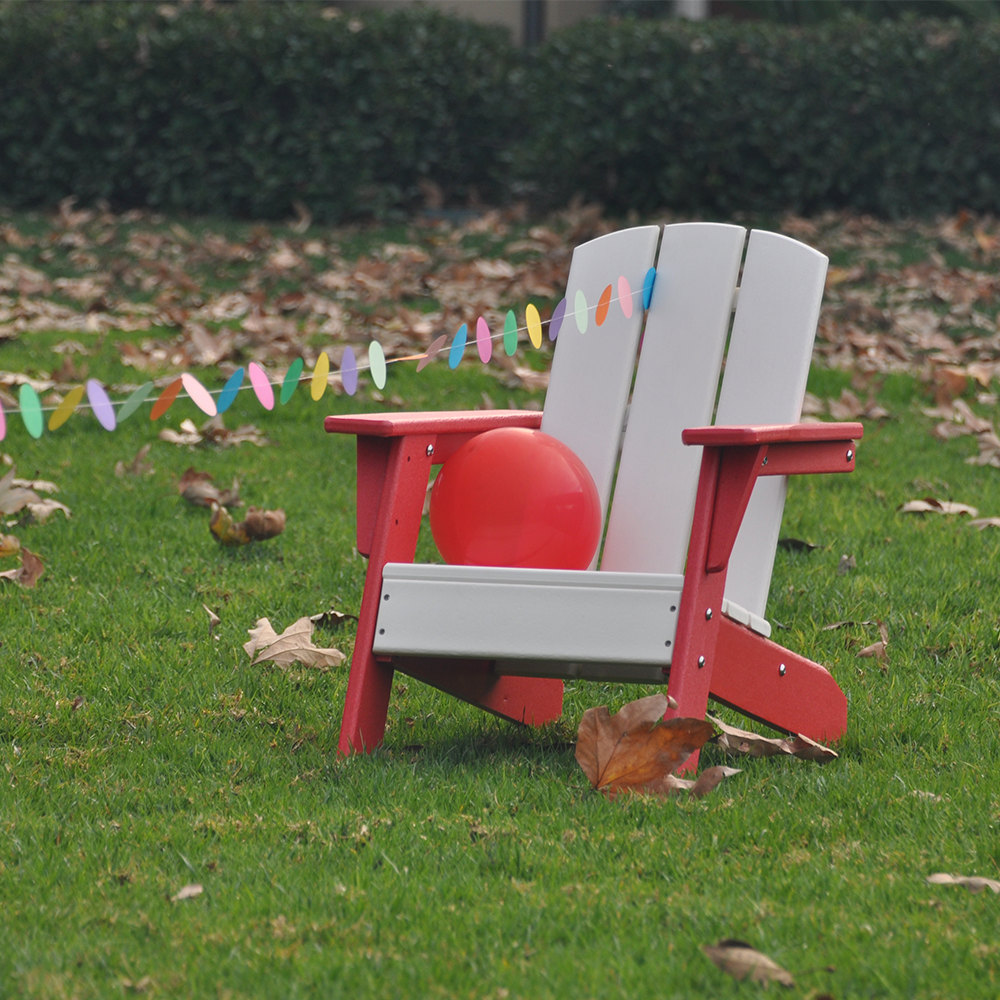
449;324;468;370
217;368;245;413
642;267;656;310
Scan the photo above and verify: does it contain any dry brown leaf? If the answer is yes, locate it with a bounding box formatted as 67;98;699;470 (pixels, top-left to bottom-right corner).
0;547;44;588
209;503;284;545
178;468;241;508
709;716;839;762
575;694;714;797
837;553;856;576
899;498;979;516
856;640;888;663
969;517;1000;529
114;443;154;478
0;465;40;514
243;506;286;540
203;603;220;636
170;883;203;902
926;872;1000;894
122;976;154;993
0;533;19;557
702;939;795;987
308;606;359;629
244;616;345;670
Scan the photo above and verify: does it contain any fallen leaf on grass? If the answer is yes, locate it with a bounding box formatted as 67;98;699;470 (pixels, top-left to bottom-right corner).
122;977;154;993
926;872;1000;894
575;693;715;797
210;503;285;545
0;533;19;557
178;467;241;508
856;640;888;662
203;604;220;636
244;616;345;669
702;939;794;987
0;547;44;588
836;553;856;576
309;606;359;628
160;415;271;449
662;765;743;798
114;443;154;478
969;517;1000;530
899;497;979;516
709;716;839;762
23;498;71;524
0;466;40;515
170;883;203;902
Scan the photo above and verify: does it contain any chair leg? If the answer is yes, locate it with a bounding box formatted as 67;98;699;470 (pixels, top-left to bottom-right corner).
394;657;564;728
338;646;396;755
711;615;847;742
337;432;436;755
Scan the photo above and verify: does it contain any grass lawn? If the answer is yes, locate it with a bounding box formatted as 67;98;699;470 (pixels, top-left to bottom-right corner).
2;208;1000;998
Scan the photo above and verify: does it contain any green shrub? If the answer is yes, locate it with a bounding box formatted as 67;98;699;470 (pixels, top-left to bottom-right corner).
519;17;1000;217
2;4;1000;220
0;2;518;221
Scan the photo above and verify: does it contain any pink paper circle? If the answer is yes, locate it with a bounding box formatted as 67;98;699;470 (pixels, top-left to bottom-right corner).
248;362;275;410
476;316;492;363
181;372;218;416
618;275;633;319
86;379;117;432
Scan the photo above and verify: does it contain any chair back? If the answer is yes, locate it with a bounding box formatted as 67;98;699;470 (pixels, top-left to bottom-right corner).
541;223;827;620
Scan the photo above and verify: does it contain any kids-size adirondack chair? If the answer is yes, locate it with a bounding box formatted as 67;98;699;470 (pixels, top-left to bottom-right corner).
325;223;862;758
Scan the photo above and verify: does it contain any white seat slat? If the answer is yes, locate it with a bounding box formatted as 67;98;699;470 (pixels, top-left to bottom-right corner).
600;222;747;575
374;562;682;679
717;230;828;620
540;226;660;568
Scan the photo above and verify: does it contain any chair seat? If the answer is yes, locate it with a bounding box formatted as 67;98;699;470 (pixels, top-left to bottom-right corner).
374;562;684;683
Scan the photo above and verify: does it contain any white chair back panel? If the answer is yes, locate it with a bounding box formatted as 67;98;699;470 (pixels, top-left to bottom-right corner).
600;222;747;575
540;225;660;568
716;229;828;619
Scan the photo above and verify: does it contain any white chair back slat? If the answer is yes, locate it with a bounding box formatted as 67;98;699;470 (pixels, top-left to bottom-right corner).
540;226;660;568
716;230;828;619
600;222;747;575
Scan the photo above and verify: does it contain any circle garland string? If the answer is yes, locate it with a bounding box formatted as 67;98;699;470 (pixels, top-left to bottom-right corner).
0;269;656;442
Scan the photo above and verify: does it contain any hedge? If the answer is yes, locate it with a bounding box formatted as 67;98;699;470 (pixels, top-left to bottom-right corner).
1;3;999;220
0;2;517;220
520;16;1000;217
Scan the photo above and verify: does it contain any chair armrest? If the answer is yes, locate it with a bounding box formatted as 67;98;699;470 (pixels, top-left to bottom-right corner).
683;422;862;477
681;422;863;447
325;410;543;438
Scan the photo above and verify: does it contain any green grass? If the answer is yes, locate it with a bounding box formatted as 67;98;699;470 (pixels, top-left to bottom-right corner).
2;364;1000;999
3;211;1000;998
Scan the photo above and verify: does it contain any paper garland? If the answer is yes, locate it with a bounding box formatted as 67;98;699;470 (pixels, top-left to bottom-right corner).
0;268;657;441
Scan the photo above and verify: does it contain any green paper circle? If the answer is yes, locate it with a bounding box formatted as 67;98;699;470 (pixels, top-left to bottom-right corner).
117;382;154;423
19;383;43;439
280;357;304;404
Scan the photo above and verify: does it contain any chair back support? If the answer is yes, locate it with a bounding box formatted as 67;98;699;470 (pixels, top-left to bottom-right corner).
600;222;747;575
539;226;660;568
714;230;828;618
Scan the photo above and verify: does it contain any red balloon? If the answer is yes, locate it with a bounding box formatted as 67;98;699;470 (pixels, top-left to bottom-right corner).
430;427;602;569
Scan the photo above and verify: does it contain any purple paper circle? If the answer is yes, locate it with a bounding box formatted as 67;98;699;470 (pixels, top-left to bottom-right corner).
341;347;358;396
549;298;567;341
86;379;117;431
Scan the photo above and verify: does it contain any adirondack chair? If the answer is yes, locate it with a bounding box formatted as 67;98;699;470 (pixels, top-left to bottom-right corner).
325;223;862;759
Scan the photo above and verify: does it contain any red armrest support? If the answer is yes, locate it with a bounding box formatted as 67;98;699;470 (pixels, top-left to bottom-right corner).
326;410;544;556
